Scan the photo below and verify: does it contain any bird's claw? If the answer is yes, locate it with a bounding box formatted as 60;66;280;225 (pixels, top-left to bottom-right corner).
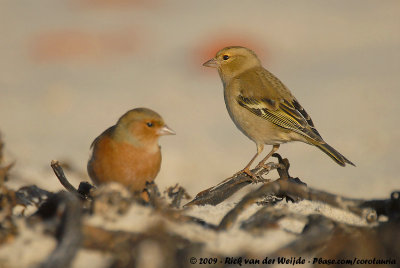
231;168;260;183
254;162;274;172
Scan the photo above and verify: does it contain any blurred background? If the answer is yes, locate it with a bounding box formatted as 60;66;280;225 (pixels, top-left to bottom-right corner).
1;0;399;198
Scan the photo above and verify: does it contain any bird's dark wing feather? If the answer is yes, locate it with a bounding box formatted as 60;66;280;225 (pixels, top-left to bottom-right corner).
237;95;323;142
90;126;116;149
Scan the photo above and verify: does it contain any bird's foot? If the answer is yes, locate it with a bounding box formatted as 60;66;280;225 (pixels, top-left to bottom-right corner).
231;167;261;183
254;162;273;172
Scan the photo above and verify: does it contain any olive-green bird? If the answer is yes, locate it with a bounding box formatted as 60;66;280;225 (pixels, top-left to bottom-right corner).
203;46;354;178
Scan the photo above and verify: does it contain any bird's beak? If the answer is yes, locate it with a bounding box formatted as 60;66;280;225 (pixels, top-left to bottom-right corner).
203;58;217;68
158;125;176;136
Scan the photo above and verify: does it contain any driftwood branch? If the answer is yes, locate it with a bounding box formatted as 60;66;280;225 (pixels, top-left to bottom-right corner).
38;192;83;268
217;178;381;230
82;224;202;268
184;162;279;207
272;213;400;260
184;153;308;207
1;149;393;267
0;149;396;268
240;205;297;232
272;214;337;256
217;155;386;230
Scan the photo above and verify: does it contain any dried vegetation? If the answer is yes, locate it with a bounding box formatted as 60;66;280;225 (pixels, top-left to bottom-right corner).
0;133;399;267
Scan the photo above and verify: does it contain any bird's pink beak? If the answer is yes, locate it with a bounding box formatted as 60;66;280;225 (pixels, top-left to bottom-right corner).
203;58;217;68
158;125;176;136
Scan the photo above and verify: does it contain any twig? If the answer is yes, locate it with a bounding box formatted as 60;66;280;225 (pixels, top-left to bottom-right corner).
0;185;18;245
82;225;144;253
51;160;93;200
82;223;202;268
272;214;336;256
0;132;4;164
360;191;400;221
165;184;191;208
0;162;14;186
217;154;387;230
0;133;16;186
184;162;278;207
15;185;52;207
218;178;380;230
39;192;83;268
273;214;400;260
51;160;78;193
240;205;293;232
82;224;194;252
218;179;281;230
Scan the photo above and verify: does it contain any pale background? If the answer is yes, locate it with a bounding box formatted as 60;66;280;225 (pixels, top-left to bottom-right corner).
1;0;399;199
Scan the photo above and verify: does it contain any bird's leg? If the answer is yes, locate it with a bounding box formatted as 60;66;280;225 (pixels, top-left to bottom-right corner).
234;153;259;179
229;144;264;182
255;144;280;170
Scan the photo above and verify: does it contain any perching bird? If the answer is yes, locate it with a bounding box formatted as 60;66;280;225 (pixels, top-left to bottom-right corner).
87;108;175;192
203;46;354;178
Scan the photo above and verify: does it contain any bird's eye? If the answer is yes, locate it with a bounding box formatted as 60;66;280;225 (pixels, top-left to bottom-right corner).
223;55;229;60
146;122;153;127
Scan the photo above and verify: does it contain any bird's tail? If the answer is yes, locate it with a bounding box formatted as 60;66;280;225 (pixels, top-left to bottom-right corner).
314;142;355;167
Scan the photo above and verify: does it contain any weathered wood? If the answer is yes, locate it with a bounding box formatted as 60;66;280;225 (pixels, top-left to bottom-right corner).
39;192;83;268
184;162;278;207
51;160;93;201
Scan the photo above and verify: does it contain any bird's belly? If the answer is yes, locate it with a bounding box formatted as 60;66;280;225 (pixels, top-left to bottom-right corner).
225;95;294;145
90;139;161;191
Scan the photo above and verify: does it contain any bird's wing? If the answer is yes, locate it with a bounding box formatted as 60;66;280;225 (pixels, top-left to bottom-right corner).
237;95;323;142
90;126;115;149
233;67;324;142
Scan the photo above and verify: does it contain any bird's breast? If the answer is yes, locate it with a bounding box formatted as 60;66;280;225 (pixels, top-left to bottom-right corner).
89;136;161;191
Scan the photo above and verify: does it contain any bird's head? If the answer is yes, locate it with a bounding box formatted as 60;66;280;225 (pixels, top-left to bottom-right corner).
115;108;175;147
203;46;261;79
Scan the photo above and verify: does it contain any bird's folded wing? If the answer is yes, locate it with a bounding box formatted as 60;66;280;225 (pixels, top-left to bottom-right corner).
90;126;115;149
237;95;323;142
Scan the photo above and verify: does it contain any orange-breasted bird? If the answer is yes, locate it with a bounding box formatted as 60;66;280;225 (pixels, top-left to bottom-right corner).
203;46;354;178
87;108;175;192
